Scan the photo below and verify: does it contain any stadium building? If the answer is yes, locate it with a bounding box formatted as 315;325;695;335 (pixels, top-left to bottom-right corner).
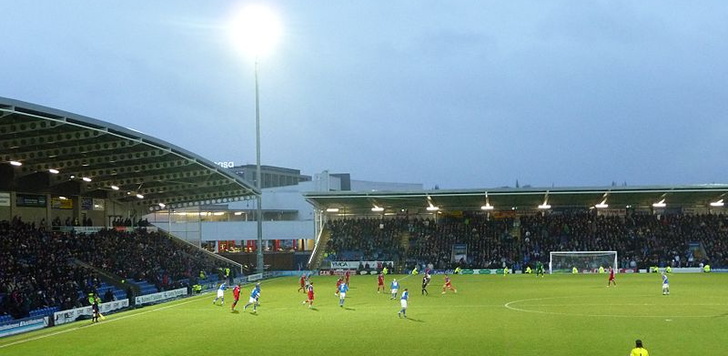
3;96;728;274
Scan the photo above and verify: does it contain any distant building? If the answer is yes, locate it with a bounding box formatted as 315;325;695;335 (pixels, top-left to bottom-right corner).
145;167;423;261
230;164;311;189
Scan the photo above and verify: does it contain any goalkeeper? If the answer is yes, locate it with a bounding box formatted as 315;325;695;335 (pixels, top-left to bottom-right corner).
536;261;545;277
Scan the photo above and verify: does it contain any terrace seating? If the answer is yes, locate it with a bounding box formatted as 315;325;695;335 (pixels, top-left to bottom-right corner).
323;212;728;270
0;218;235;321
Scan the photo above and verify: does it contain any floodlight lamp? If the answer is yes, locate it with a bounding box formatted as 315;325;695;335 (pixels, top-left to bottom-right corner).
371;206;384;212
136;194;144;199
9;160;22;166
710;199;724;207
426;205;440;212
111;185;120;191
537;204;551;210
82;177;92;182
481;204;494;211
326;208;340;213
595;199;608;209
652;199;666;208
229;4;282;58
158;203;166;208
49;169;60;174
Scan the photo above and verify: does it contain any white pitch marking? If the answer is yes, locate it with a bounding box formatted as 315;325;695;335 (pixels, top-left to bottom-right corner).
504;296;726;319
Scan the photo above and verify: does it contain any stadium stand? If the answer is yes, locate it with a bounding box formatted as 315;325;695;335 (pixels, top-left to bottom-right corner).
323;212;728;271
0;217;236;321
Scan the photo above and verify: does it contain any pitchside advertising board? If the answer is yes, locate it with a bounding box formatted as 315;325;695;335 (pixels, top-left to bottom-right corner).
53;299;130;326
134;287;187;305
0;317;48;337
328;261;393;270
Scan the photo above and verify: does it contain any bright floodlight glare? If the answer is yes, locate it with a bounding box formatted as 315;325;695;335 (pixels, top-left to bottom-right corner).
481;204;494;211
10;161;22;166
710;199;724;207
230;4;282;58
49;168;60;174
110;185;120;191
371;206;384;212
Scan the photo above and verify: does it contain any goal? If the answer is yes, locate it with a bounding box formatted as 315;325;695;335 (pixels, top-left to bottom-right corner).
549;251;618;274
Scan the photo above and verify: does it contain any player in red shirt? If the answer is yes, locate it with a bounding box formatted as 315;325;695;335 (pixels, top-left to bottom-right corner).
302;282;315;308
335;277;344;296
297;274;306;293
607;267;617;287
377;273;385;293
442;274;457;294
230;284;241;312
345;270;351;286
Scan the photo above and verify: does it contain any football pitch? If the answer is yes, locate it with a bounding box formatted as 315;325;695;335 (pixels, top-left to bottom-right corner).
2;273;727;355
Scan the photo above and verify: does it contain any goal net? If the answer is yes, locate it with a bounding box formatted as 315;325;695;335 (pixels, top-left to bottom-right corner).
549;251;617;274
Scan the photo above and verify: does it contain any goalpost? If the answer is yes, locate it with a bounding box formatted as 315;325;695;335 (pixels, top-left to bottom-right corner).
549;251;618;274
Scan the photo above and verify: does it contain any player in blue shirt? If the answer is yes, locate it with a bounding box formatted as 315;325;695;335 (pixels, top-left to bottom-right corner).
243;283;261;312
661;273;670;295
390;279;399;300
213;282;226;306
398;288;409;318
338;282;349;307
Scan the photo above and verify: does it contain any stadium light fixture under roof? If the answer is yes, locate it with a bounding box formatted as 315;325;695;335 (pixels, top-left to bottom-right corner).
595;198;609;209
481;192;494;210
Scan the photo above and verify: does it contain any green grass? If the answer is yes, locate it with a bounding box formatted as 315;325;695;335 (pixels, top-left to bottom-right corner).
2;273;727;355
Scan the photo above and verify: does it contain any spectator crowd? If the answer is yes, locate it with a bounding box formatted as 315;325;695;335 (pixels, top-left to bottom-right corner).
324;212;728;272
0;217;234;321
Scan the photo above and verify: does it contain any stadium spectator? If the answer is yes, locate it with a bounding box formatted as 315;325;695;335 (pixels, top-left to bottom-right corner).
323;212;728;271
0;219;235;320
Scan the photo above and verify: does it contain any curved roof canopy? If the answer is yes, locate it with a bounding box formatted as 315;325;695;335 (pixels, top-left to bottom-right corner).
0;97;258;210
